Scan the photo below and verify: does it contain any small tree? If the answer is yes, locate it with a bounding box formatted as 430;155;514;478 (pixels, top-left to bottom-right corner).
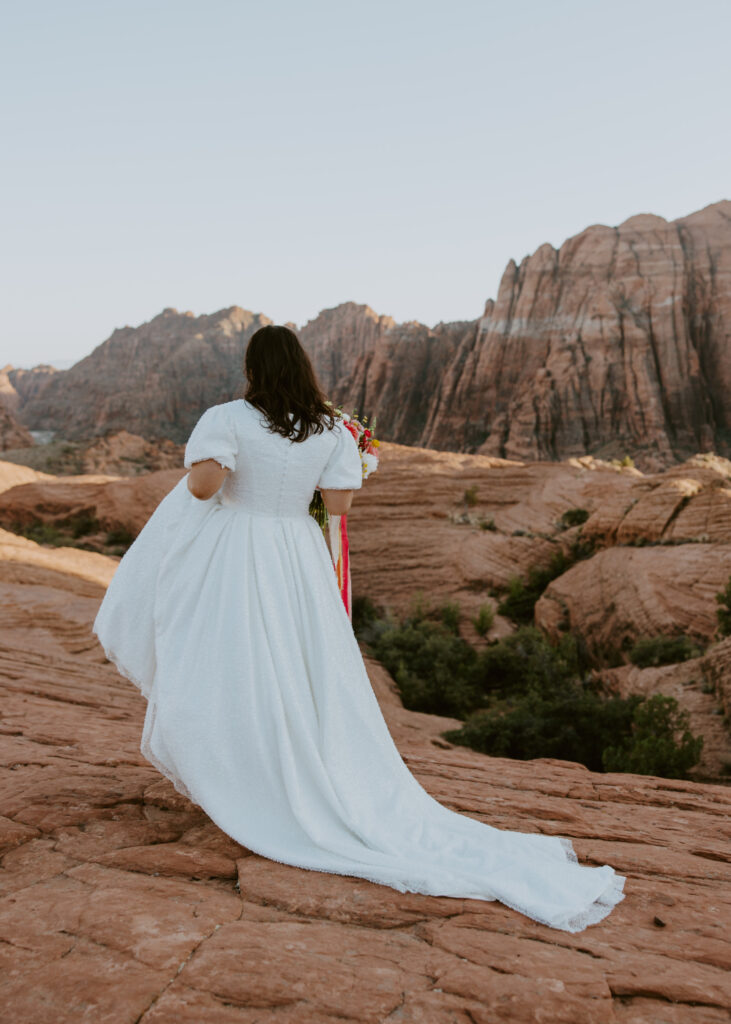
602;695;703;779
715;575;731;636
471;603;495;637
463;485;479;507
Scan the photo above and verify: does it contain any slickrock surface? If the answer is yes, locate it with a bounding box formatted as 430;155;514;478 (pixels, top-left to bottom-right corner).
11;201;731;469
2;444;731;778
1;526;731;1022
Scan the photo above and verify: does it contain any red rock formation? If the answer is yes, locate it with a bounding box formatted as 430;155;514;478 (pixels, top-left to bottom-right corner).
423;201;731;469
18;307;272;442
0;403;34;451
299;303;472;445
3;440;731;779
13;201;731;470
81;430;185;476
2;362;58;410
1;528;730;1022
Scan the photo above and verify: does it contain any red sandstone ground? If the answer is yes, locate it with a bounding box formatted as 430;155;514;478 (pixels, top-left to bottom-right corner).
1;457;731;1020
1;444;731;781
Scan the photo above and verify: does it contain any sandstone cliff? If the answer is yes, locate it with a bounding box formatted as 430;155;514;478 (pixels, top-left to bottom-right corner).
422;201;731;470
0;402;34;451
18;307;272;443
10;200;731;469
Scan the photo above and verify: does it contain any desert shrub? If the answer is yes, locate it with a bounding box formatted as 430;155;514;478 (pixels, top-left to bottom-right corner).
475;625;582;698
359;599;703;778
629;634;703;668
471;603;495;637
67;510;101;538
439;600;461;634
602;695;704;778
463;485;478;507
479;516;497;531
560;508;589;528
18;521;64;546
352;594;383;636
105;526;136;548
496;548;576;624
444;689;642;772
715;575;731;636
364;613;481;718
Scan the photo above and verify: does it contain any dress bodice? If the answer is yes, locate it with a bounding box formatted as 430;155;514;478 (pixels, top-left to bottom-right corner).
183;400;363;518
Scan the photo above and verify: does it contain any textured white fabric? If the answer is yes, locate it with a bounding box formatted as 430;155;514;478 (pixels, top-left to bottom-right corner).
93;398;626;933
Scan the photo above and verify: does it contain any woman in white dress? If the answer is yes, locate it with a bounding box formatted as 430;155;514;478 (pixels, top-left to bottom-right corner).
93;325;626;933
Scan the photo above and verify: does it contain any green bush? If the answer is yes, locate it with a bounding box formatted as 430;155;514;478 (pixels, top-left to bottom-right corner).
629;634;703;668
560;508;590;528
475;626;583;697
439;600;461;634
715;576;731;636
358;599;704;779
496;549;576;625
18;521;64;546
365;613;481;718
471;603;495;637
105;526;137;548
602;695;704;778
68;510;101;538
352;594;383;636
463;485;479;507
445;689;642;772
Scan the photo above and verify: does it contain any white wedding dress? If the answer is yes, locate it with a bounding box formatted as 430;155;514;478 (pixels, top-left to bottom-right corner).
93;399;626;932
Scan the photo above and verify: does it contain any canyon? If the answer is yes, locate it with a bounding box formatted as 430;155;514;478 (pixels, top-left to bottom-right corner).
4;200;730;471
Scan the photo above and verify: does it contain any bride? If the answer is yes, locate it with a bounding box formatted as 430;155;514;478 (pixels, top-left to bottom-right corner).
93;324;626;933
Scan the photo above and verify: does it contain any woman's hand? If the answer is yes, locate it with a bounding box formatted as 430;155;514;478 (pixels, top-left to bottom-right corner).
187;459;229;500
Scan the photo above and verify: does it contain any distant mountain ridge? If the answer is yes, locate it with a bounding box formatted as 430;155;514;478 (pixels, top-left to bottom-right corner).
6;200;731;469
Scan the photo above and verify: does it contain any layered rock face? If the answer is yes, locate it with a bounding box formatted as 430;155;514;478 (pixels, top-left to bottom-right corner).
299;304;473;445
1;362;58;412
10;200;731;467
18;308;272;443
0;403;34;451
423;201;731;468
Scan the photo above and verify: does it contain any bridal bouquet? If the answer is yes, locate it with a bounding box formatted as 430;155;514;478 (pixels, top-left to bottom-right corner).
309;404;380;619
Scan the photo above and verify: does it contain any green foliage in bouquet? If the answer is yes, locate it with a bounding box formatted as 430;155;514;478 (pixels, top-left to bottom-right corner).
309;489;329;530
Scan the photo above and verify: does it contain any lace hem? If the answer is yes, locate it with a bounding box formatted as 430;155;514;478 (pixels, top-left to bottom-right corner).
93;628;152;700
140;698;196;803
136;730;629;934
94;632;626;934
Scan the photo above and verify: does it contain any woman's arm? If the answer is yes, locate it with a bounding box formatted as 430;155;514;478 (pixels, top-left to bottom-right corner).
320;487;355;516
187;459;229;500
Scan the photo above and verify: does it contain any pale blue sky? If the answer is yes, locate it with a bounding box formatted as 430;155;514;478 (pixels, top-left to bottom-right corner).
2;0;729;368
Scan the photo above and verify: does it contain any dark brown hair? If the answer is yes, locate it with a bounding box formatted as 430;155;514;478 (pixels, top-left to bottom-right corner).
243;325;336;442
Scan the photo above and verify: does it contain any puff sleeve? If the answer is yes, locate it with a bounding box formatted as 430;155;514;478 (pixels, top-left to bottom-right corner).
183;403;238;472
317;420;363;490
